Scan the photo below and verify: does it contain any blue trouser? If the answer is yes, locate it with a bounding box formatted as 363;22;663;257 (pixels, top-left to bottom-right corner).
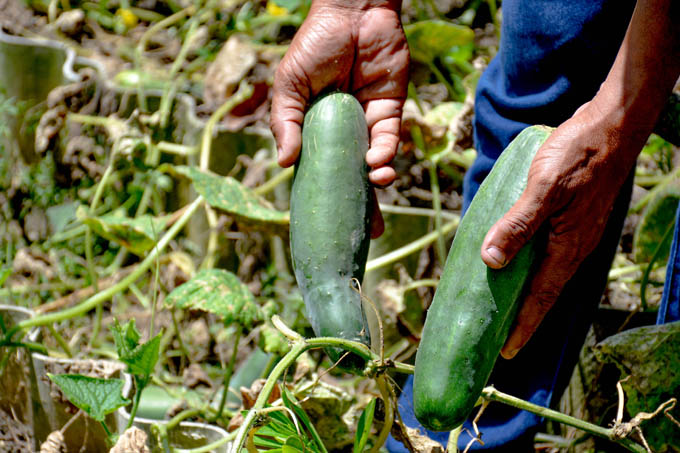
388;0;680;450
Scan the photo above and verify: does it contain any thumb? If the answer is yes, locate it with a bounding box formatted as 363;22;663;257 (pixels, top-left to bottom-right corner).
270;60;310;168
481;195;549;269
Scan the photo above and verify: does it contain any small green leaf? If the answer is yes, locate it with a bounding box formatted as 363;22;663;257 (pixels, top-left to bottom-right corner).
282;387;327;453
79;209;167;255
120;333;162;378
171;165;289;226
354;399;376;453
47;374;130;422
165;269;262;328
259;322;291;356
282;436;305;453
0;268;11;287
404;20;474;64
110;319;141;359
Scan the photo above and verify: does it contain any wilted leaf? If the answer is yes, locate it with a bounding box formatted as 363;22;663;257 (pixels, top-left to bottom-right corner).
633;181;680;263
47;374;130;422
171;165;289;226
79;208;167;255
404;20;474;64
165;269;262;328
594;322;680;452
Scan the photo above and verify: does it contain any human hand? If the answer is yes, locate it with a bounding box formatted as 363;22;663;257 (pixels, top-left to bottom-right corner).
480;100;646;359
270;0;409;237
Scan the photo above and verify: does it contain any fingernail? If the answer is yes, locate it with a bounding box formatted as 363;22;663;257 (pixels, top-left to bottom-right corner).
486;246;506;267
504;347;519;359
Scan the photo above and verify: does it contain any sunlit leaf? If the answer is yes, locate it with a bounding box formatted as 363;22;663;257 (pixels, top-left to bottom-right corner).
595;322;680;452
79;208;167;255
47;374;130;422
404;20;474;64
165;269;262;328
170;165;289;226
354;398;376;453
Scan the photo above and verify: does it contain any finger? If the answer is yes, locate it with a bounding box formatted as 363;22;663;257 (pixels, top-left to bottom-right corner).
369;188;385;239
364;100;402;168
270;60;310;167
368;166;396;186
481;193;551;269
500;236;580;359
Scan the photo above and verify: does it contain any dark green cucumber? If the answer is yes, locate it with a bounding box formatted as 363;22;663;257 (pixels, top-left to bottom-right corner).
413;125;553;431
290;91;372;368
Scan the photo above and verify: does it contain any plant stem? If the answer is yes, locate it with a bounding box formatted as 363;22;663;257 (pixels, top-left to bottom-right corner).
8;197;204;337
126;376;146;430
608;264;645;280
182;430;238;453
170;308;188;372
371;375;394;453
428;62;457;100
47;324;73;358
378;203;458;221
200;82;254;270
640;220;675;311
447;426;462;452
480;387;647;453
156;141;197;156
209;329;241;422
135;6;195;112
253;166;295;197
427;162;447;265
166;408;201;431
365;218;459;273
100;420;114;442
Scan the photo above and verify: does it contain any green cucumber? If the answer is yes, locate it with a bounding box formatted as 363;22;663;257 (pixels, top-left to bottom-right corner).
414;125;553;431
289;91;372;368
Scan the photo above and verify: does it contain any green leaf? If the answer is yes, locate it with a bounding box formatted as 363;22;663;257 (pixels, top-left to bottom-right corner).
170;165;289;226
594;322;680;452
282;436;306;453
110;319;141;359
259;322;291;356
0;268;11;287
354;399;376;453
165;269;262;328
633;181;680;263
78;208;167;255
282;387;327;453
47;374;130;422
404;20;474;64
274;0;301;11
121;333;162;377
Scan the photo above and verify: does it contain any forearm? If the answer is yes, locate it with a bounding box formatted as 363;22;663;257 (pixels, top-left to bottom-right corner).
594;0;680;158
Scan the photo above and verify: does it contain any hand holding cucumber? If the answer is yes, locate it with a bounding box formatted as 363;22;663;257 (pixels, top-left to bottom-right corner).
270;0;409;237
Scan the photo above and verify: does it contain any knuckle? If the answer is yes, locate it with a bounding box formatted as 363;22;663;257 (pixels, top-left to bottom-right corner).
504;213;536;244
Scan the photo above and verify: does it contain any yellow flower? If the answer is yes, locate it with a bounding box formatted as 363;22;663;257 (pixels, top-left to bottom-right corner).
266;1;289;16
